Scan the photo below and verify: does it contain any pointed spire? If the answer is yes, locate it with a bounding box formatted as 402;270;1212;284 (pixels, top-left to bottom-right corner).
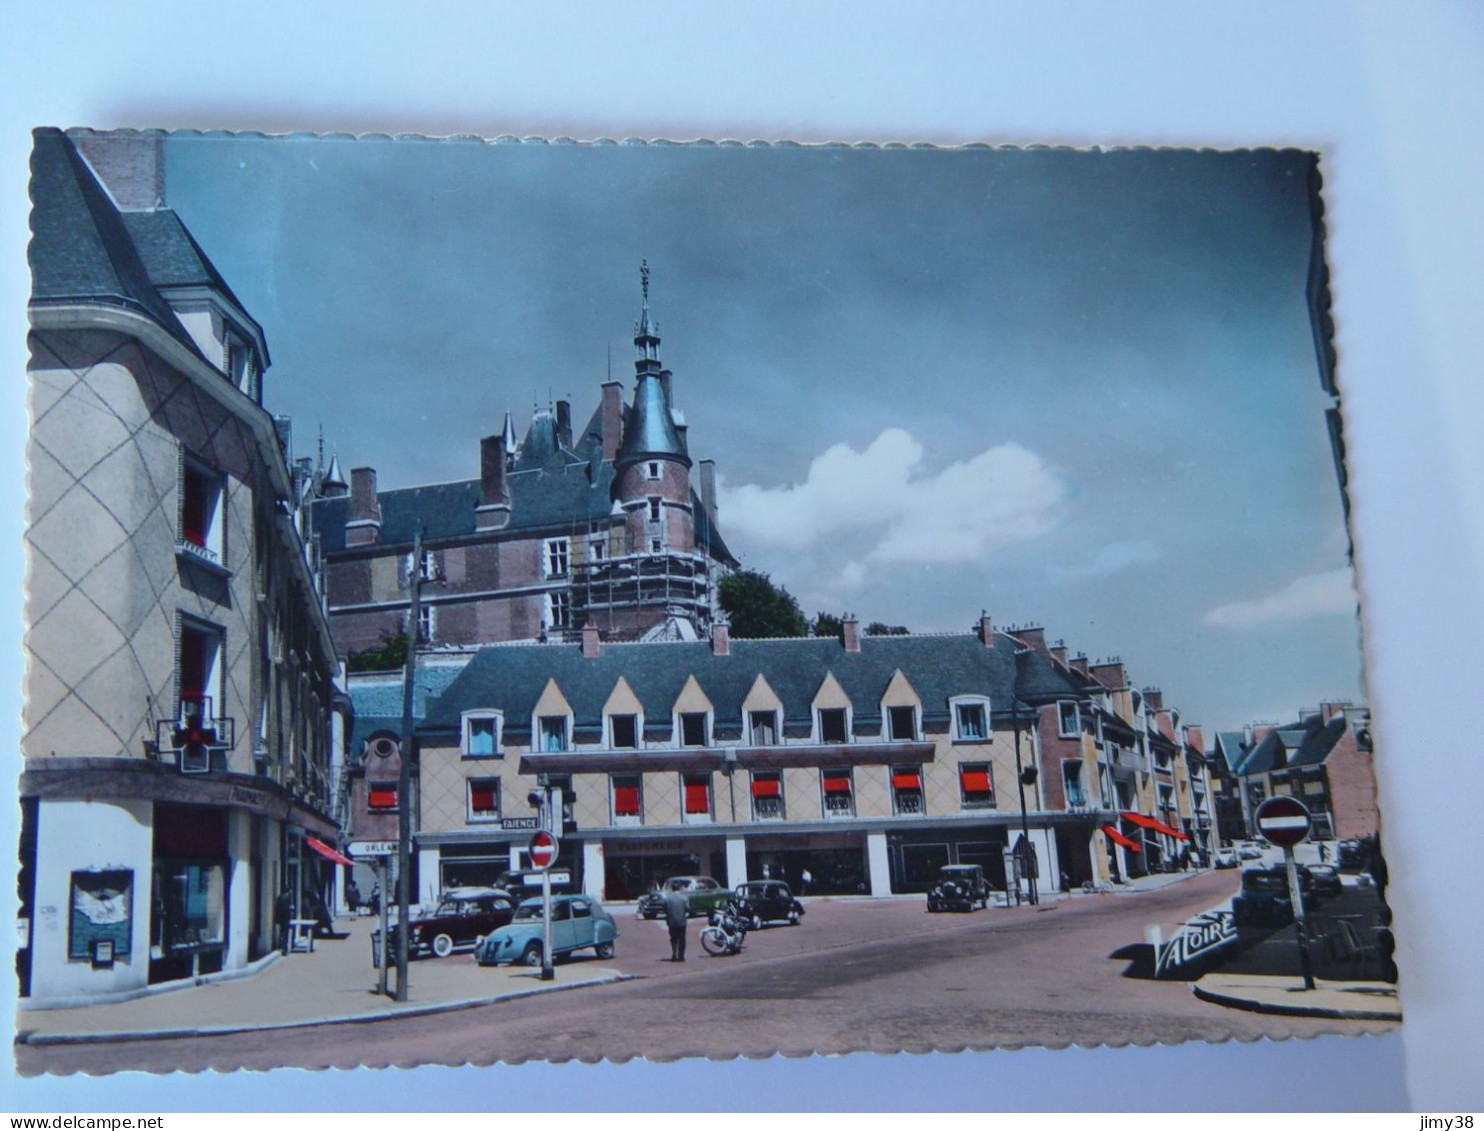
322;453;348;495
501;408;518;454
634;258;660;367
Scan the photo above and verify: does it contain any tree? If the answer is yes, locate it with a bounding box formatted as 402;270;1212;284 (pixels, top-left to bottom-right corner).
347;632;410;673
811;612;844;640
718;570;808;638
865;621;910;636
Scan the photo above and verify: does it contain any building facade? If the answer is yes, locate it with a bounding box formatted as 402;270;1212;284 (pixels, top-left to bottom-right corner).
20;130;347;1004
313;266;738;662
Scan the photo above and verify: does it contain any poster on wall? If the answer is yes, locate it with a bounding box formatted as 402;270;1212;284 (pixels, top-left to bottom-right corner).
67;870;132;961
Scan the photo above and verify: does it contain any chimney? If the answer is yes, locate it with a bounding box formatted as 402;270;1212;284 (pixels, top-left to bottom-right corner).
976;612;994;648
842;613;861;654
476;435;512;530
1243;723;1255;748
1050;641;1068;667
581;622;601;659
699;459;718;527
1143;688;1163;710
1070;654;1090;677
1088;659;1127;690
1014;625;1049;658
555;400;573;450
712;616;730;657
601;381;624;461
345;467;382;547
72;131;165;209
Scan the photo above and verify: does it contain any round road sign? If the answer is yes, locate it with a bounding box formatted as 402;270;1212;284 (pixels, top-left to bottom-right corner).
528;830;560;871
1254;796;1312;848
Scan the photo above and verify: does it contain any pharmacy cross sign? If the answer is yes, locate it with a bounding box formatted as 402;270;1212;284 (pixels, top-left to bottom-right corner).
1254;796;1312;848
528;831;560;871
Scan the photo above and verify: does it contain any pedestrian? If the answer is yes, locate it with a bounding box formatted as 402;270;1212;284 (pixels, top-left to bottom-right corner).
799;867;812;896
663;883;689;962
272;889;294;952
345;879;362;915
1318;842;1329;864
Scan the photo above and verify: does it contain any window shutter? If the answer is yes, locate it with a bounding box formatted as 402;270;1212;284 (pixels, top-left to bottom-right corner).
613;784;640;816
683;780;710;813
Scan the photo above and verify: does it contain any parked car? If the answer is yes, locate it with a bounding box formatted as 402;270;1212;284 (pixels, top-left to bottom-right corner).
1235;842;1265;861
1213;848;1240;869
1231;864;1314;927
473;894;618;967
637;876;731;919
371;888;516;964
926;864;991;912
1309;863;1344;901
730;880;804;928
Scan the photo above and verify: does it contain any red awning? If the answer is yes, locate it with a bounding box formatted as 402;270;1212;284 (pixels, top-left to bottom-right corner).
892;772;921;791
305;836;354;867
1149;818;1189;841
1122;811;1188;840
751;778;781;799
822;775;852;794
1102;825;1142;852
960;770;992;792
613;784;640;817
684;782;711;814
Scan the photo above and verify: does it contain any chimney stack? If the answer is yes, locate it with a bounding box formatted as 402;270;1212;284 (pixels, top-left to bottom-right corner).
345;467;382;546
476;435;512;530
1050;641;1068;666
1143;687;1164;710
601;381;624;461
1089;659;1127;690
1013;625;1050;658
581;622;601;659
712;616;730;657
73;131;165;209
1070;654;1090;677
977;611;994;648
842;613;861;654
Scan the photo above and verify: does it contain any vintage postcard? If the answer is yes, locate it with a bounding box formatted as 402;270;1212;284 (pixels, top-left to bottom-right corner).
16;130;1397;1075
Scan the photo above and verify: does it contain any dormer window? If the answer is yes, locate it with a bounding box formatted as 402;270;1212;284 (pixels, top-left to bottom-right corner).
461;711;502;759
679;712;710;747
538;715;569;753
888;705;918;742
748;710;778;746
179;457;225;566
609;714;640;749
818;708;849;744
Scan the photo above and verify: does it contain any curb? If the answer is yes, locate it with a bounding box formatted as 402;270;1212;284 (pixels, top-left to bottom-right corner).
1191;980;1402;1022
15;971;636;1047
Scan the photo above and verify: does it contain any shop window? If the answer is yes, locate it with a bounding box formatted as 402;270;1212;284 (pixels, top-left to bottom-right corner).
749;710;778;746
1058;700;1081;737
545;537;570;578
888;705;918;742
151;860;225;956
1063;760;1087;807
959;763;995;808
822;769;854;818
818;708;849;744
679;712;710;747
954;699;989;742
609;714;639;749
179;457;225;565
368;780;398;812
612;774;642;826
682;773;713;823
468;778;501;822
462;712;502;758
751;772;784;820
538;716;569;753
891;765;924;815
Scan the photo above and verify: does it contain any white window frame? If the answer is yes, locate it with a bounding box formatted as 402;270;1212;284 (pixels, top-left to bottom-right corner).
536;714;570;753
588;535;607;562
1057;700;1081;738
411;603;435;643
886;704;919;742
958;761;996;809
177;616;225;726
681;771;713;824
750;771;785;821
816;706;851;745
677;711;711;748
461;710;503;759
546;591;572;631
607;712;642;750
611;773;643;827
890;764;925;816
646;496;662;523
544;537;570;578
467;777;501;823
404;549;438;584
821;768;855;818
748;709;779;746
645;460;662;481
179;456;226;567
1062;759;1088;808
950;696;992;743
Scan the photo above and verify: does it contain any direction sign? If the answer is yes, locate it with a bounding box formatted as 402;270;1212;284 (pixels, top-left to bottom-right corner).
347;840;399;858
1254;796;1312;848
528;830;560;871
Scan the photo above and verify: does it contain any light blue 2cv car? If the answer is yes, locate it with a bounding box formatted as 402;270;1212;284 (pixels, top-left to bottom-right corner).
474;894;618;967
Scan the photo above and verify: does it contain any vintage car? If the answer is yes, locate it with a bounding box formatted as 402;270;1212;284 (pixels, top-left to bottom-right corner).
730;880;805;928
1213;848;1241;869
926;864;992;912
371;888;516;964
636;876;731;919
473;894;618;967
1231;864;1315;927
1308;863;1344;901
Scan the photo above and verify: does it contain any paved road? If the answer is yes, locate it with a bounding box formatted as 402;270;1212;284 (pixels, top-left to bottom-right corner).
17;871;1395;1075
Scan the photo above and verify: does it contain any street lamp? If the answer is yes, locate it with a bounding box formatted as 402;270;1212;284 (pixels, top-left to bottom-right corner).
1011;698;1039;907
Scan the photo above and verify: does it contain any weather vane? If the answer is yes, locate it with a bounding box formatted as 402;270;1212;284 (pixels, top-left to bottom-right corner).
641;258;650;302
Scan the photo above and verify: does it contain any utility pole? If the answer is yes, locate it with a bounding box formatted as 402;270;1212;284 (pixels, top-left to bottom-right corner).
394;528;423;1002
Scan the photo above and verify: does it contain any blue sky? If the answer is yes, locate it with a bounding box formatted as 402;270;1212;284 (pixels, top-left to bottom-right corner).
163;137;1363;733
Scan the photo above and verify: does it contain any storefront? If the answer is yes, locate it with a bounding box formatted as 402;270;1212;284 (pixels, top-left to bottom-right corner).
150;803;229;984
601;836;726;901
743;831;869;896
886;826;1009;893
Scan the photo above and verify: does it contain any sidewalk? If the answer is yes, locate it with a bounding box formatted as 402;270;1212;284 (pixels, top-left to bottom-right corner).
1193;973;1402;1022
15;915;628;1046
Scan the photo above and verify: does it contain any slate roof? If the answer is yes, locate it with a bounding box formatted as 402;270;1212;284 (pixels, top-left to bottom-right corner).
419;632;1078;741
1288;714;1347;767
28;128;199;356
347;662;470;757
614;373;688;469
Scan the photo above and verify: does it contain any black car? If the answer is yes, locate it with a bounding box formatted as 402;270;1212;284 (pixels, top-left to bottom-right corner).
730;881;805;928
1309;863;1344;901
1231;865;1313;927
371;888;516;963
926;864;991;912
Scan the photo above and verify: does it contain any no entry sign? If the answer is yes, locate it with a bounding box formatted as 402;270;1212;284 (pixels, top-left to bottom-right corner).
528;830;560;871
1254;796;1312;848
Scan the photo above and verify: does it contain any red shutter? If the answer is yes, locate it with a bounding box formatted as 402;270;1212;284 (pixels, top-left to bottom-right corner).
751;778;781;799
892;772;921;791
823;774;852;795
470;785;497;813
684;781;710;814
960;770;992;793
613;784;640;816
369;788;397;810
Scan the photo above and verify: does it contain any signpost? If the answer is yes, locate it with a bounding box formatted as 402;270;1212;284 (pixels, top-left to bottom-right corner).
348;842;398;997
529;830;559;982
1255;796;1315;990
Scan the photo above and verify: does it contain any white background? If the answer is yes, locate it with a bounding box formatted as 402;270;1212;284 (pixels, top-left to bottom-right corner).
3;0;1481;1113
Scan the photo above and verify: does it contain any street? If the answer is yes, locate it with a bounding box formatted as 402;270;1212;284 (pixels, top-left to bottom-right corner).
16;872;1396;1075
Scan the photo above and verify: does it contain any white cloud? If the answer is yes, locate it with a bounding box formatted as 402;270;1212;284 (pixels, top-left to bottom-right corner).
718;428;1067;576
1202;568;1358;628
1049;539;1162;581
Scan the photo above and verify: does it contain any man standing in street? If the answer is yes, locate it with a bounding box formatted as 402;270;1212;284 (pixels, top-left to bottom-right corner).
664;884;689;962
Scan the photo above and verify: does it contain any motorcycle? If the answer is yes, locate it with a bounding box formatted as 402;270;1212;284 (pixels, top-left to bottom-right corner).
700;900;749;956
